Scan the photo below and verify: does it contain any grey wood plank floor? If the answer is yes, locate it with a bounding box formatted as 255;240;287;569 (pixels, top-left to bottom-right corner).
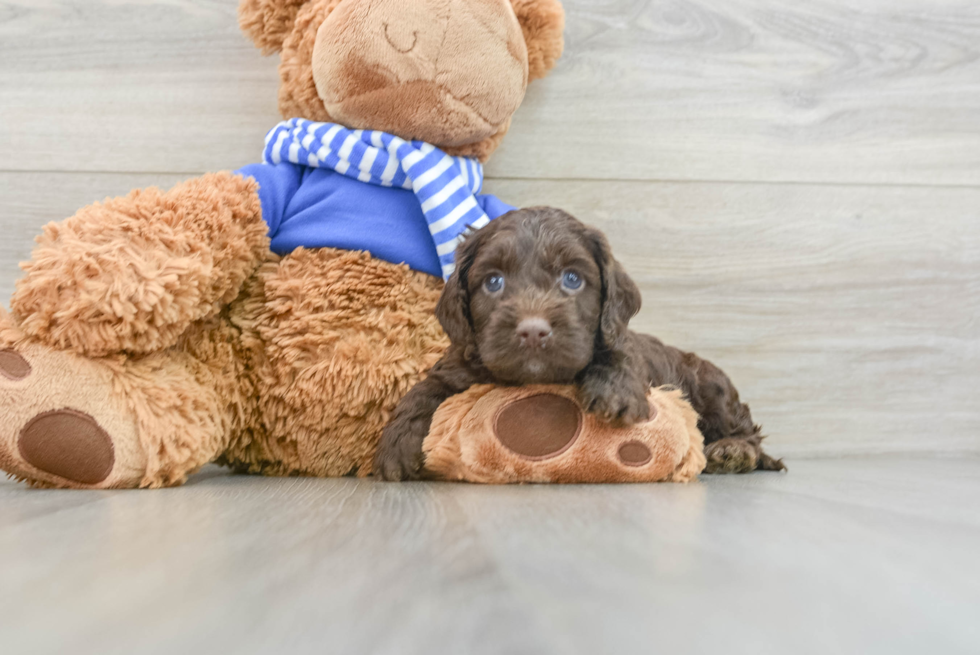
0;457;977;655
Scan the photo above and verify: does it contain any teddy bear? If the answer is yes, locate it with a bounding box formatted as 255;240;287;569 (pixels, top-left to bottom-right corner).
0;0;566;489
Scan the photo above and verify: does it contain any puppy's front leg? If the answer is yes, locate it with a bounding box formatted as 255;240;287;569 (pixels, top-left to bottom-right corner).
375;354;480;481
576;356;651;426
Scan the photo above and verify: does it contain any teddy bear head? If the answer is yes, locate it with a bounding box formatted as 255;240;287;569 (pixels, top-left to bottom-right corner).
240;0;565;161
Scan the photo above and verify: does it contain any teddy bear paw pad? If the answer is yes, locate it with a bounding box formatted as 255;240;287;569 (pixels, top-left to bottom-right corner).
18;409;114;485
617;440;653;467
0;349;31;381
493;394;582;460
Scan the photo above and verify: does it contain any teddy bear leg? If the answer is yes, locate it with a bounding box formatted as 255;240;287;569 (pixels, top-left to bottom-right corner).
10;172;270;357
0;312;253;488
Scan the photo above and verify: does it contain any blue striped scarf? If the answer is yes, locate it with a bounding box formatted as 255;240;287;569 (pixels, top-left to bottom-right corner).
263;118;490;279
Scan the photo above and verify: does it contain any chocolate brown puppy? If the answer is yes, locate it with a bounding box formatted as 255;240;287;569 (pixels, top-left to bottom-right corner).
375;207;784;480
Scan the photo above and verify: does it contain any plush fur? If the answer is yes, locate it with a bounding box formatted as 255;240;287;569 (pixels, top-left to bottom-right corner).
11;172;268;357
0;0;563;489
312;0;528;148
423;385;705;484
219;247;447;479
247;0;565;161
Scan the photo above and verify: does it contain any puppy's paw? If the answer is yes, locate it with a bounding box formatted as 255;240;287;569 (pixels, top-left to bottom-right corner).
588;389;651;426
703;438;761;474
373;426;427;481
758;451;787;472
577;369;651;426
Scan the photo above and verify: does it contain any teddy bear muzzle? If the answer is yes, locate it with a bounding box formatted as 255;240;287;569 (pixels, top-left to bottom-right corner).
311;0;529;148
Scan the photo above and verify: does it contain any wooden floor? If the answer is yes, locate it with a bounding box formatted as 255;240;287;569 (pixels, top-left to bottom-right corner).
1;1;979;652
0;456;977;655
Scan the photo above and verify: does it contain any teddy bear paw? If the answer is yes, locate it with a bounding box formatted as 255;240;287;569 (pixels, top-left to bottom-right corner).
0;344;145;488
423;385;706;484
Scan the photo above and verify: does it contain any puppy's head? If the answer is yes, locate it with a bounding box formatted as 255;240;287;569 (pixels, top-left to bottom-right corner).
436;207;641;384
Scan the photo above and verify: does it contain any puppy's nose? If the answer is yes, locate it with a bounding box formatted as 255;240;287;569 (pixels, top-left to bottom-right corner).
516;318;553;349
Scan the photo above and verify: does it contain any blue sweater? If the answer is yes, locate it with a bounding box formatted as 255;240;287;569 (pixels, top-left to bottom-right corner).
236;162;514;278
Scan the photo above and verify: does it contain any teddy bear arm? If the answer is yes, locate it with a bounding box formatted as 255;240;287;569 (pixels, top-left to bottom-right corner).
11;172;271;357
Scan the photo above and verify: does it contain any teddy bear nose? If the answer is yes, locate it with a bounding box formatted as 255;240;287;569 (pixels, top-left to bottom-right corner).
516;318;553;349
383;21;419;53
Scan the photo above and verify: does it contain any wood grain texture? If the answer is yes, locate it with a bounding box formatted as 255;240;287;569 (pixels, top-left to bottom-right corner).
491;0;980;184
2;172;977;456
0;0;279;174
2;0;980;184
0;457;977;655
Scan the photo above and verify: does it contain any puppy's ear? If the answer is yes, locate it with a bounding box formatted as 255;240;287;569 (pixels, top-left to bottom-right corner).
586;227;642;350
239;0;314;55
510;0;565;81
435;231;483;349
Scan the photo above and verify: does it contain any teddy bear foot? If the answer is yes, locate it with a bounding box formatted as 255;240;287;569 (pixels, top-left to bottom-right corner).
0;344;146;489
423;385;707;484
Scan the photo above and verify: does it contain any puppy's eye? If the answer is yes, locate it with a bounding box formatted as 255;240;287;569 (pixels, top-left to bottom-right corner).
561;270;584;291
484;274;505;294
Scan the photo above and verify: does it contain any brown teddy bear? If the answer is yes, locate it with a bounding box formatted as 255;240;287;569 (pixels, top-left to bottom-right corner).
0;0;565;488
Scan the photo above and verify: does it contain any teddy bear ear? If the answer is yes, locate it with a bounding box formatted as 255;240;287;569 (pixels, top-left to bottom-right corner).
510;0;566;81
238;0;315;55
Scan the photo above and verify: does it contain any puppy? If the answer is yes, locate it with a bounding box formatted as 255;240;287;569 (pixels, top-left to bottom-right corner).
375;207;784;480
